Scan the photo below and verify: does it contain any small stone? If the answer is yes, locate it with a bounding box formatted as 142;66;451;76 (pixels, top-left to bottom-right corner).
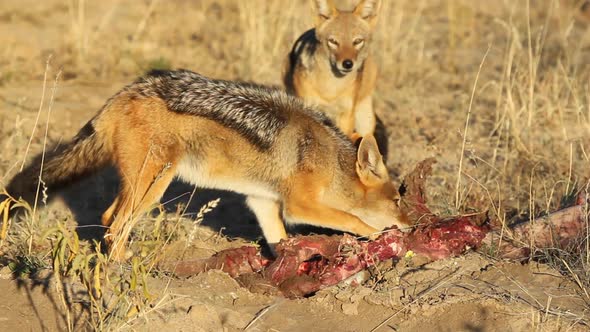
342;302;359;315
335;290;352;301
0;266;12;279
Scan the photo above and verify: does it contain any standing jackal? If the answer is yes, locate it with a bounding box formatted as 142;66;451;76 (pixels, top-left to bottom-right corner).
284;0;387;155
4;70;410;260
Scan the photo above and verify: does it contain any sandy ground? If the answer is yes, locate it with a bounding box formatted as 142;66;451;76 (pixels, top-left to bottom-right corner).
0;0;589;331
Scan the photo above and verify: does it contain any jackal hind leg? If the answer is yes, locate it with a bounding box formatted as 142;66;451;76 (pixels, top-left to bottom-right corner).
103;152;178;261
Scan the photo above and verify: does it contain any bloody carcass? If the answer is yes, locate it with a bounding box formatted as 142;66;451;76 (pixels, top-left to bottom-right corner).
164;159;588;298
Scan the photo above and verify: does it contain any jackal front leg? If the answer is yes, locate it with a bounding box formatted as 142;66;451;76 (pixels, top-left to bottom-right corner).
246;196;287;254
337;110;356;137
354;95;376;137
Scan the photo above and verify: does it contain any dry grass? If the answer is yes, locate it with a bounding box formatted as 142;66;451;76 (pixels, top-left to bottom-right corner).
1;0;590;329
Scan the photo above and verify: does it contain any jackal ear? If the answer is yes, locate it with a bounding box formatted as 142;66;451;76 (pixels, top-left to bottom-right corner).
356;135;388;187
312;0;338;21
353;0;381;27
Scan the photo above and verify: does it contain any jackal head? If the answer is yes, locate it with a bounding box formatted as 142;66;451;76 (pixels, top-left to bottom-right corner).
312;0;381;76
348;135;412;232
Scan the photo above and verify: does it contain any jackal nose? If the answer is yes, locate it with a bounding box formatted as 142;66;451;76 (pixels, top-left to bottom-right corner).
342;59;354;70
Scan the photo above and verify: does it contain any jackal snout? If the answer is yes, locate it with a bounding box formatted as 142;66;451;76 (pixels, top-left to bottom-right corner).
327;39;365;74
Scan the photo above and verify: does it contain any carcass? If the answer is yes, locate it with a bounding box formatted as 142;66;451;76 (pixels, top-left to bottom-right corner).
163;159;588;298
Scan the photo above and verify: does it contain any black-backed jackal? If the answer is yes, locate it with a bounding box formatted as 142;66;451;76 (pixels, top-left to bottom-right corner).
3;70;410;260
284;0;388;155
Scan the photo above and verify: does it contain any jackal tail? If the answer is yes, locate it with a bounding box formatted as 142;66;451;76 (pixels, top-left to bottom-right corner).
3;121;111;207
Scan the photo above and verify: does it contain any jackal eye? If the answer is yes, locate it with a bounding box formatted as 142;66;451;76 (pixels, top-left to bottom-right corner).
353;38;365;47
327;37;339;47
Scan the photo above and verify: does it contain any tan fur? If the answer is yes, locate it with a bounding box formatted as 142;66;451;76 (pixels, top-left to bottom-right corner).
284;173;379;236
284;0;381;138
6;70;410;261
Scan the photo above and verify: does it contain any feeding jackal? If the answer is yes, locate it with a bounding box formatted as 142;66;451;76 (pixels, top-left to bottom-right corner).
4;69;410;260
284;0;388;156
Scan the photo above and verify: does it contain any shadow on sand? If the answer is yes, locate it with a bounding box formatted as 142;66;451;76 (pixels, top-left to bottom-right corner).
58;167;340;247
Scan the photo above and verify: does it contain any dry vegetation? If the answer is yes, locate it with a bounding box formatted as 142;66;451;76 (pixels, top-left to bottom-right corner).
0;0;590;331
